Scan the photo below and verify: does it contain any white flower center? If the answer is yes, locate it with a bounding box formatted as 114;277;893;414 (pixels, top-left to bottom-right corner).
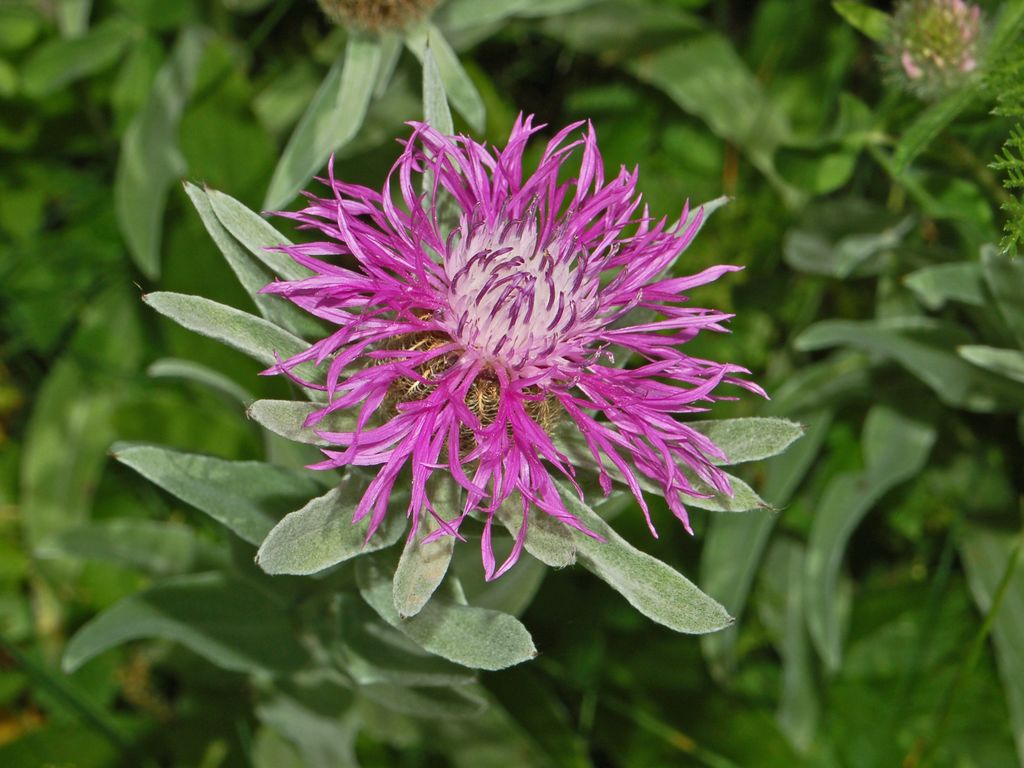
441;218;596;372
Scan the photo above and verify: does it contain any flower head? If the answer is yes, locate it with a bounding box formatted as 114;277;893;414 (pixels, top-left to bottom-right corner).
264;117;762;578
316;0;437;32
885;0;984;99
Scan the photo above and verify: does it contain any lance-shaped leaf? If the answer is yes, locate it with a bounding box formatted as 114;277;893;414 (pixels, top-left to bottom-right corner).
421;41;454;135
553;426;771;514
184;182;317;336
143;293;318;387
357;553;537;670
903;262;985;310
496;498;576;569
688;417;805;465
63;573;308;674
112;442;323;545
147;357;253;405
265;36;382;210
404;22;484;132
257;475;406;575
206;188;311;282
37;519;203;577
393;478;458;617
247;399;358;446
803;406;936;670
959;345;1024;385
116;27;206;278
554;480;732;634
360;682;487;718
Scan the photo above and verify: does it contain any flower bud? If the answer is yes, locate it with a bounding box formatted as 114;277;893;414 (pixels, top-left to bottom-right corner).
884;0;984;99
316;0;438;33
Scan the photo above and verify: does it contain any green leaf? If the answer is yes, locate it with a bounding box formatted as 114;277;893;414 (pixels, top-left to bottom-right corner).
183;182;317;336
421;41;454;135
759;538;819;751
247;399;359;446
554;480;733;634
404;22;484;132
795;319;1024;412
256;475;406;575
357;553;537;670
338;601;477;687
803;406;936;670
36;519;201;576
700;412;833;679
22;17;134;97
257;688;359;768
496;499;576;569
688;417;804;466
893;87;976;173
831;1;891;42
265;37;382;210
626;33;800;206
685;472;772;513
360;682;486;718
116;27;206;278
903;262;986;310
148;357;252;405
554;425;770;513
982;248;1024;348
63;572;308;674
959;346;1024;385
112;442;323;545
393;478;457;618
960;526;1024;766
143;292;310;373
205;188;311;282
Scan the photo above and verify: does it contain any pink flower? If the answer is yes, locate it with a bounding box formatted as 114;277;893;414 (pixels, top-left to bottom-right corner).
263;117;762;578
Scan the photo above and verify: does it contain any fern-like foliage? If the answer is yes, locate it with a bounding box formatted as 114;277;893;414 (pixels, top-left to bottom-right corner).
988;46;1024;256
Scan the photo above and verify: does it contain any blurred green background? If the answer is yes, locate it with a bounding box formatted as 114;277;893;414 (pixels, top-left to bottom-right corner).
1;0;1023;765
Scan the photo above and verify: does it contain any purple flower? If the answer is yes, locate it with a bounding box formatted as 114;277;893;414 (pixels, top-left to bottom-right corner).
263;117;763;578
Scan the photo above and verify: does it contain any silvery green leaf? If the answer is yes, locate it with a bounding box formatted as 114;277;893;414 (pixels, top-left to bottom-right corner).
265;37;382;210
116;28;206;278
357;553;537;670
496;498;576;568
374;32;403;98
338;603;477;687
206;188;311;282
148;357;252;405
393;478;457;617
184;183;317;335
112;442;323;545
22;16;133;96
959;345;1024;385
143;292;313;380
404;23;484;132
36;519;202;577
553;423;768;513
700;412;832;679
360;682;486;718
804;406;935;670
688;417;805;466
257;475;406;575
795;318;1024;412
63;573;308;674
257;686;360;768
248;399;360;445
903;262;985;310
421;41;454;135
960;526;1024;765
982;248;1024;348
554;480;732;634
685;472;772;513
